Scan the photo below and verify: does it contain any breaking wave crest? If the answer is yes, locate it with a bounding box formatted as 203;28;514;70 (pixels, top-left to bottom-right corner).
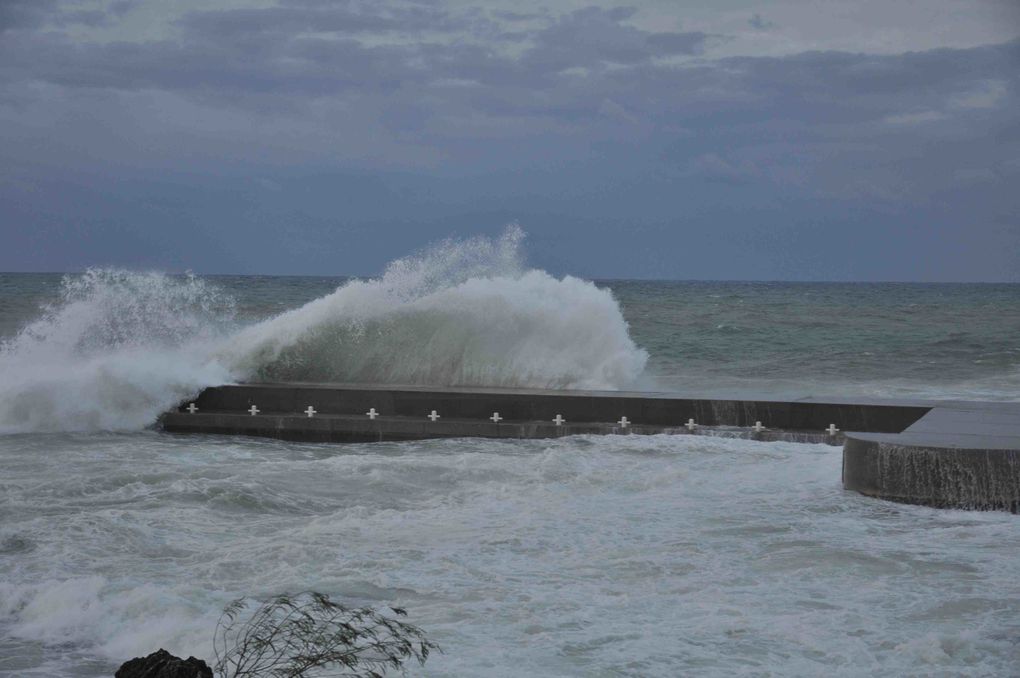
223;227;647;388
0;227;648;433
0;269;236;433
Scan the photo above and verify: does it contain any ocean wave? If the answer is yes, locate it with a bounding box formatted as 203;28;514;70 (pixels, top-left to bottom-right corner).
0;227;648;433
223;227;647;388
0;269;235;433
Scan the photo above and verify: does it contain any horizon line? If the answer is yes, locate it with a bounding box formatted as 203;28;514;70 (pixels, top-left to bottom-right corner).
1;270;1018;285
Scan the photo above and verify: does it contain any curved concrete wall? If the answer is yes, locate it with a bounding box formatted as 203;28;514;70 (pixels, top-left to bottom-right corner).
843;435;1020;512
843;401;1020;512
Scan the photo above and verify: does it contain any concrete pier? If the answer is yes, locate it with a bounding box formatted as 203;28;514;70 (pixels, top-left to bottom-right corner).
161;383;1020;512
842;401;1020;512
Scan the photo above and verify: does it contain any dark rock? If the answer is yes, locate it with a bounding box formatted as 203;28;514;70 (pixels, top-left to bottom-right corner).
115;649;213;678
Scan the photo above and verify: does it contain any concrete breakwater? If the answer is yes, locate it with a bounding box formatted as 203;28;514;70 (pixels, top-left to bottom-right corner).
161;383;1020;512
843;400;1020;512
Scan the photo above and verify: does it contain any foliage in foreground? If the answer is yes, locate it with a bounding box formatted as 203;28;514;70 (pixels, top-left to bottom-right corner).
212;592;440;678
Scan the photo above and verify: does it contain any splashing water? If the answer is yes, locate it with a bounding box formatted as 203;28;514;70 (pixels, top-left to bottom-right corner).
0;269;236;433
223;226;648;388
0;228;648;433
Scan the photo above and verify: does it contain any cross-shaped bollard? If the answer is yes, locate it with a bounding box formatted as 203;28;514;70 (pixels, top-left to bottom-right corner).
366;408;379;420
553;414;565;426
186;403;198;414
490;412;502;423
618;416;630;428
826;423;840;436
686;418;697;431
753;421;765;433
248;405;260;416
428;410;440;422
304;406;317;418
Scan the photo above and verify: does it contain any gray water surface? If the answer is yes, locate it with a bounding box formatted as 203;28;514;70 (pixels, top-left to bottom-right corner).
1;272;1018;676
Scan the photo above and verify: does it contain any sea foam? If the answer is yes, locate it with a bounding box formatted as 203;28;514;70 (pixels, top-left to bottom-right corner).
0;269;235;433
0;227;648;433
223;226;647;388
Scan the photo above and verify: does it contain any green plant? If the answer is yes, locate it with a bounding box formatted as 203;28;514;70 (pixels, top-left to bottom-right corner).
213;592;439;678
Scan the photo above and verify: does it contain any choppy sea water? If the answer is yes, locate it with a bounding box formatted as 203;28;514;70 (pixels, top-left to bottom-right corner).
4;433;1020;677
1;231;1019;675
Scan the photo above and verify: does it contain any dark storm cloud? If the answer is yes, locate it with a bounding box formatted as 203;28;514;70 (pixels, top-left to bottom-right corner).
717;41;1019;126
0;0;138;32
0;27;417;95
3;0;1012;134
177;2;463;38
645;31;709;54
177;7;401;36
1;0;1018;279
731;43;1019;99
520;7;707;75
0;0;59;32
2;11;1017;203
748;13;773;30
0;2;706;97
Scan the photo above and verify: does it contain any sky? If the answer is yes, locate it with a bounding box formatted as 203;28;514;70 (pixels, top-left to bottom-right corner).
1;0;1019;281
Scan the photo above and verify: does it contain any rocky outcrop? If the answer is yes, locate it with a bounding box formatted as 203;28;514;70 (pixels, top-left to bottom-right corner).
115;649;213;678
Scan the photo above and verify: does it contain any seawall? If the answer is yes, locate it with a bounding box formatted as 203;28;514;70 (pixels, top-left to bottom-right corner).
160;383;1020;512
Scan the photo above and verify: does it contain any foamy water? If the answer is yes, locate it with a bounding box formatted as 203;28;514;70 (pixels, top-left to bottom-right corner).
2;433;1018;676
0;270;236;433
1;230;1019;675
0;228;646;434
222;227;647;389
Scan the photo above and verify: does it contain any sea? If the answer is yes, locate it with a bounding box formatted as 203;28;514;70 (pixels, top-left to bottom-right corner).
1;229;1019;676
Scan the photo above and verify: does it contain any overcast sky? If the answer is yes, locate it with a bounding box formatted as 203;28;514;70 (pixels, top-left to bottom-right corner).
2;0;1018;280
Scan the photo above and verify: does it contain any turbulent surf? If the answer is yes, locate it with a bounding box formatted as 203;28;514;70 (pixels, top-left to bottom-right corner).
223;226;647;389
0;227;648;433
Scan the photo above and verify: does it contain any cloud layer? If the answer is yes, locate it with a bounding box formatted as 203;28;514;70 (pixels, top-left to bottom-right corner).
1;0;1018;280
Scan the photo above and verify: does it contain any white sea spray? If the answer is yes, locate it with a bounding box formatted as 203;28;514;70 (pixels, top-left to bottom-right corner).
0;227;648;433
0;269;234;433
224;226;647;388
